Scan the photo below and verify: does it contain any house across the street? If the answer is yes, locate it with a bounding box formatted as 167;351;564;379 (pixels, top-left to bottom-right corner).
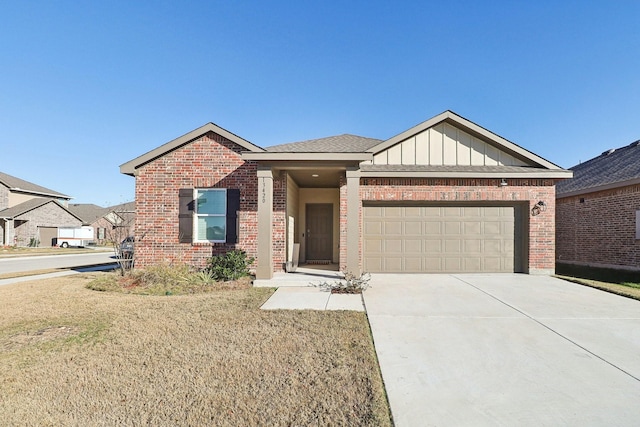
0;172;82;247
121;110;572;279
556;140;640;271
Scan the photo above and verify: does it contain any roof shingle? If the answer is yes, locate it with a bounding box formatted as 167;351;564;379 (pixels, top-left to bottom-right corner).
556;140;640;195
0;172;70;199
266;134;382;153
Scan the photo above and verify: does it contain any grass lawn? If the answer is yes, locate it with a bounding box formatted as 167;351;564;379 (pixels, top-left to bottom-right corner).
556;263;640;301
0;272;392;426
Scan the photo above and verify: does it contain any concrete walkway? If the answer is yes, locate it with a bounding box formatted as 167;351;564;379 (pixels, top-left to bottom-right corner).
364;274;640;427
260;286;365;311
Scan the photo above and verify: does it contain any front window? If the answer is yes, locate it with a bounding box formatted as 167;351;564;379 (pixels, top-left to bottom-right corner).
195;189;226;242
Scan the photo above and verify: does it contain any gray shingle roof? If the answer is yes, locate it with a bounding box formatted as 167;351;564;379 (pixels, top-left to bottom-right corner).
0;171;70;199
0;198;57;219
266;134;382;153
67;204;109;223
556;140;640;195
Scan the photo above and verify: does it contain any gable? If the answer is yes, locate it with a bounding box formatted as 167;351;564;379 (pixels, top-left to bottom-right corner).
120;123;264;176
369;122;532;167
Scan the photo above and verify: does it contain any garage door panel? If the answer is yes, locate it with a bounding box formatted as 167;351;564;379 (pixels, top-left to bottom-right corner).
424;222;442;234
425;258;443;271
464;257;481;271
484;257;503;271
404;239;422;253
445;258;462;271
364;221;382;235
364;257;383;272
364;238;382;253
363;205;518;273
405;221;422;234
385;257;403;271
463;221;482;234
484;239;502;253
385;221;403;235
425;239;442;253
384;239;403;253
464;239;482;253
484;221;501;235
404;257;422;271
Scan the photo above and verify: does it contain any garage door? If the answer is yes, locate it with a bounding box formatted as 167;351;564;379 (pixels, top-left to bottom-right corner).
38;226;58;247
363;205;517;273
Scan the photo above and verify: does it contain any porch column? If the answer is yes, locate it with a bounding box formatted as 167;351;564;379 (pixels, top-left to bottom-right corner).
346;167;361;274
256;167;274;280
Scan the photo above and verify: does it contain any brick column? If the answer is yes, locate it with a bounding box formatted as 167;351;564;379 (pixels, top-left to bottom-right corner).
346;167;360;274
256;168;273;279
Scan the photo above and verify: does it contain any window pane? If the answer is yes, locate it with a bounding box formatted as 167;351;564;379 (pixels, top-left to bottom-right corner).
197;216;226;241
197;189;226;214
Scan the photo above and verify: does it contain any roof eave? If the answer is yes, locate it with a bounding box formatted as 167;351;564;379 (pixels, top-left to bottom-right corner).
120;123;264;176
557;176;640;198
242;152;373;162
10;188;71;199
361;170;573;179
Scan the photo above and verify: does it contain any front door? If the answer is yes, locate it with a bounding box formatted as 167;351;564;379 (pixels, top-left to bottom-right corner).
306;204;333;261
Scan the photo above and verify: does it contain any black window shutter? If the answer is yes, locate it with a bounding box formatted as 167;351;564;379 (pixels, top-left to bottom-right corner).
178;189;194;243
226;189;240;244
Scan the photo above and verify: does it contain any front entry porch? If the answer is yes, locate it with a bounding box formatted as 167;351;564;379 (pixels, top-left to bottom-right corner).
255;165;361;280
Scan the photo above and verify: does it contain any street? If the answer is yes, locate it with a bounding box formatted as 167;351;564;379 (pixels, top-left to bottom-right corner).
0;251;117;275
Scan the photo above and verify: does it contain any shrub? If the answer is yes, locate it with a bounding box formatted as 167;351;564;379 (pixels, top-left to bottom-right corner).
206;250;255;281
317;271;371;294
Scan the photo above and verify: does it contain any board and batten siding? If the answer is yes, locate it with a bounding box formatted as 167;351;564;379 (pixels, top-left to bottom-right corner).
371;122;530;167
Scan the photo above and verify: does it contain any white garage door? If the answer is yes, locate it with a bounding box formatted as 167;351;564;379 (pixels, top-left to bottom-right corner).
363;205;518;273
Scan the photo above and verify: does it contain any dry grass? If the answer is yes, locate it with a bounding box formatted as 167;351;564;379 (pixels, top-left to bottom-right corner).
556;275;640;300
0;247;106;258
0;273;392;426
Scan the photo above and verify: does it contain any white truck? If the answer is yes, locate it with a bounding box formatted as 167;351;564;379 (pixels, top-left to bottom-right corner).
56;226;94;248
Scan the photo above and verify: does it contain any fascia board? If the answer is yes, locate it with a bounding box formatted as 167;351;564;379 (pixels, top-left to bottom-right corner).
120;123;263;176
242;152;373;162
557;177;640;198
360;170;573;179
10;188;71;199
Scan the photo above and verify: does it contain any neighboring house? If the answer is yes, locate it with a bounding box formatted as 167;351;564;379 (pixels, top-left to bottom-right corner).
68;201;135;245
556;140;640;271
0;172;81;246
121;110;572;279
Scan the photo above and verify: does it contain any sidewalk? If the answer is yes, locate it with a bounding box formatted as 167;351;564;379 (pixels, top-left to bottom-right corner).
260;286;365;311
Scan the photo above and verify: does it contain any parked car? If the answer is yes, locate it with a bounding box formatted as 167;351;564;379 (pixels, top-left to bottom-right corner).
119;236;134;258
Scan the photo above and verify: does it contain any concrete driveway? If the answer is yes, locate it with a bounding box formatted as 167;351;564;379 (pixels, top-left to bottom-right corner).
363;274;640;426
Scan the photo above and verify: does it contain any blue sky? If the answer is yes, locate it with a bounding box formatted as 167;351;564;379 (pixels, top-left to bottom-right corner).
2;1;639;206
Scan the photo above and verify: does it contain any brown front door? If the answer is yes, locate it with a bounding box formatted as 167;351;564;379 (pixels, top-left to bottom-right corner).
306;204;333;261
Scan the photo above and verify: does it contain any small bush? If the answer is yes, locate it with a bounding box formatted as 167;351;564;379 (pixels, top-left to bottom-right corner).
206;250;254;281
317;271;371;294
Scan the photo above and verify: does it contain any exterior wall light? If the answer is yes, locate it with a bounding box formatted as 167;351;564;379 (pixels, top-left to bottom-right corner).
531;200;547;216
499;178;508;187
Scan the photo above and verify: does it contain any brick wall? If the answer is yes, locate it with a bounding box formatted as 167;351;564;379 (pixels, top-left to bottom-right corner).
345;177;557;274
134;131;286;272
13;202;82;246
557;184;640;270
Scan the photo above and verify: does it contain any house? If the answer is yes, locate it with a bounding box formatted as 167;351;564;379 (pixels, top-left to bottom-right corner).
556;140;640;271
120;110;572;279
0;172;82;246
68;201;135;245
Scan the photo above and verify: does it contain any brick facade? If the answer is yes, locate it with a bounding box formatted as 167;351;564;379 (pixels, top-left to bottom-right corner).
556;184;640;270
133;131;286;272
